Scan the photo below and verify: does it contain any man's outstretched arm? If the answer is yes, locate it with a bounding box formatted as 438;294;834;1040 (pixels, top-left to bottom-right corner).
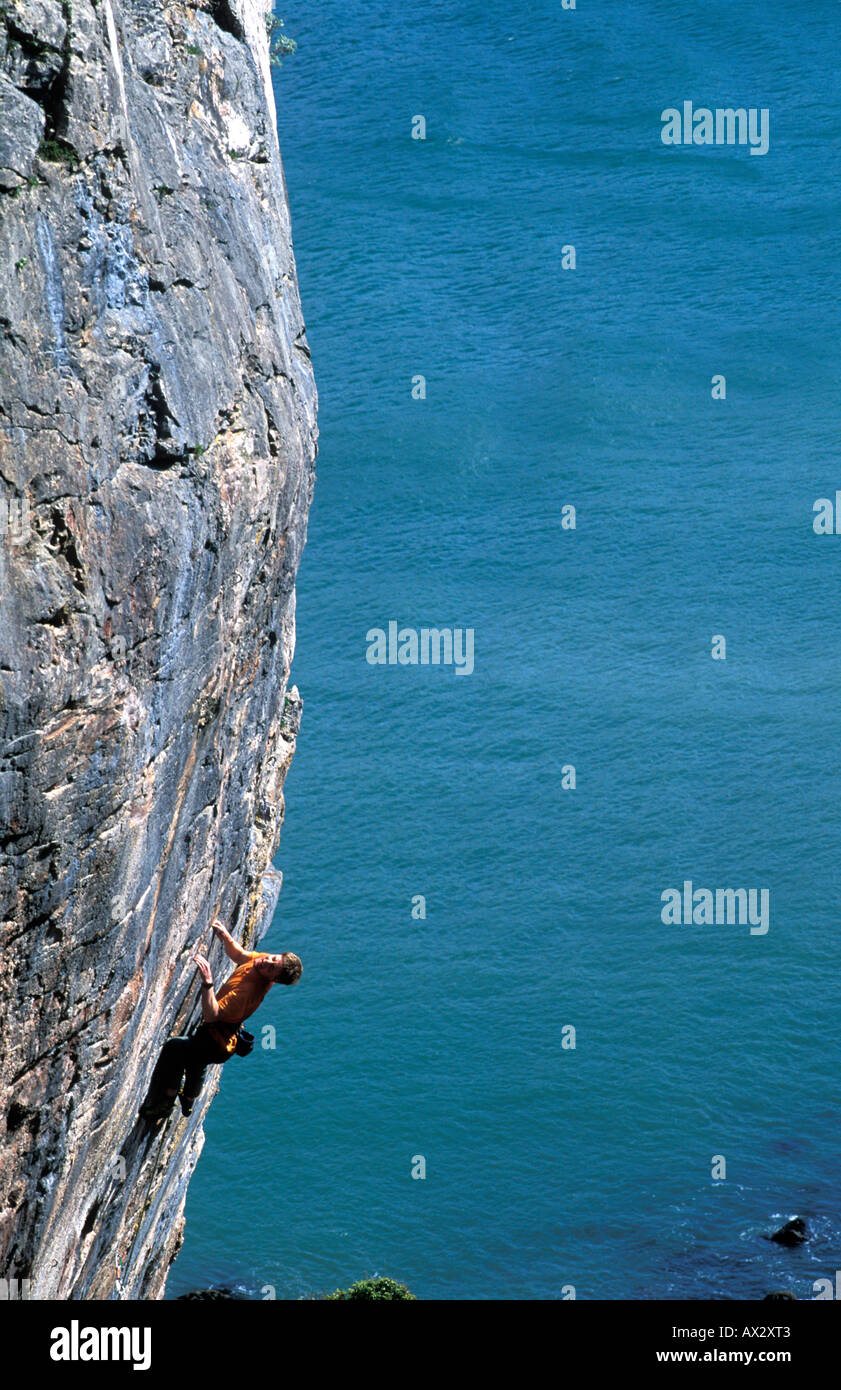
193;953;221;1021
211;920;253;965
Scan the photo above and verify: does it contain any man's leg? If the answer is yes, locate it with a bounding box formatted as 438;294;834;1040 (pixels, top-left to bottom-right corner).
140;1037;191;1117
180;1028;228;1116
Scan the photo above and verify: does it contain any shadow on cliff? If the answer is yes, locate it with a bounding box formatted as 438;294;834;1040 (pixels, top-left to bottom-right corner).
74;977;215;1297
73;1106;201;1299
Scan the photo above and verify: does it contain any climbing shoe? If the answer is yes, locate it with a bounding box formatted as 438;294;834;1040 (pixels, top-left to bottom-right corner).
179;1092;195;1117
139;1095;176;1122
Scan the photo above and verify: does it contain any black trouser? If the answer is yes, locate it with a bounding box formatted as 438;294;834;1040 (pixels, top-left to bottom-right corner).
149;1025;230;1103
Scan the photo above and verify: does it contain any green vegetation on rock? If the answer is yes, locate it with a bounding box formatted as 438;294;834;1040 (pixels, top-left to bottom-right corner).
324;1276;416;1301
266;13;296;67
38;137;77;166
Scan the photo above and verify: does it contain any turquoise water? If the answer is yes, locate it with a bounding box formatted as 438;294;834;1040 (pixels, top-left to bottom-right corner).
168;1;841;1299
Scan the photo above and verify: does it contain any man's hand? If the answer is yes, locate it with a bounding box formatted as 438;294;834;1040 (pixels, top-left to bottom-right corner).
210;920;252;966
193;952;213;984
193;952;220;1021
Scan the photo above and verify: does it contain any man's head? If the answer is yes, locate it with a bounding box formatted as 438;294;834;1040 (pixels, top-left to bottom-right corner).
255;952;303;986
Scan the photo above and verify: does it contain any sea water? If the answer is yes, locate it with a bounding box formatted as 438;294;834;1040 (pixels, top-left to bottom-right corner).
168;0;841;1300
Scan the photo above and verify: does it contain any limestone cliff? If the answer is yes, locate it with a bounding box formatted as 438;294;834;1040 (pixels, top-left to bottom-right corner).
0;0;316;1298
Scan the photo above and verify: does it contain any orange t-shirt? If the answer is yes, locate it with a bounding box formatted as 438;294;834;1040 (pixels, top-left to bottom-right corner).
207;952;273;1055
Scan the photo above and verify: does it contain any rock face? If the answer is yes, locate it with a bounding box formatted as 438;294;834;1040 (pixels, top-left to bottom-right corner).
0;0;316;1298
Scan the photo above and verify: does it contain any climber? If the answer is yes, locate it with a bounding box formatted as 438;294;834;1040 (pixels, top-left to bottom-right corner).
140;920;302;1120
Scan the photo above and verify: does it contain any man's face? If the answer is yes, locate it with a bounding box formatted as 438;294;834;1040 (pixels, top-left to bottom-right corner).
255;953;286;982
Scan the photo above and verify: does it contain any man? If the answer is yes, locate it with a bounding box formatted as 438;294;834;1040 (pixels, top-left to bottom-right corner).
140;920;302;1119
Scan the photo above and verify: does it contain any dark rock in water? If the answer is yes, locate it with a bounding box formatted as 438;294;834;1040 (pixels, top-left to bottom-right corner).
764;1290;798;1300
0;0;316;1300
176;1288;246;1301
769;1217;808;1246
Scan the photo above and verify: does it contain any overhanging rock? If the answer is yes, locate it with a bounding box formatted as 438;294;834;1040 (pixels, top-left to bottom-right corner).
0;0;316;1299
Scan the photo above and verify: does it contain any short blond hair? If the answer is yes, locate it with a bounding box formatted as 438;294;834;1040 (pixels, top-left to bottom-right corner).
279;952;303;985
